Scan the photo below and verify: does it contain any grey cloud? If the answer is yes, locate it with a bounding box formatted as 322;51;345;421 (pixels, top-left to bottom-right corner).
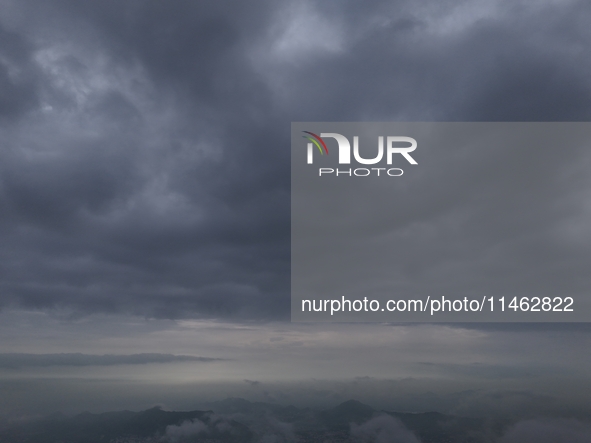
0;353;224;368
261;0;591;122
0;23;40;120
0;0;291;320
0;0;590;321
351;415;420;443
161;412;255;443
164;418;208;442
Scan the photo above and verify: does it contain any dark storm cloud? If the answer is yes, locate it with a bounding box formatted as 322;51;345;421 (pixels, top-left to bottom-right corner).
0;0;289;319
0;352;224;368
266;0;591;122
0;0;590;320
0;22;41;119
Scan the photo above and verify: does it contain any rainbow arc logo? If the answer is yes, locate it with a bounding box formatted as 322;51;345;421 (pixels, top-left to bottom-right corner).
302;131;328;155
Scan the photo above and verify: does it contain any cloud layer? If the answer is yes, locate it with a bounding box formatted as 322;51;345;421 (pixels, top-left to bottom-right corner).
0;352;223;368
1;0;591;320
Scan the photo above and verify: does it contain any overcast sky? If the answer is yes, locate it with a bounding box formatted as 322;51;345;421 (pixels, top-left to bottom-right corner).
0;0;590;425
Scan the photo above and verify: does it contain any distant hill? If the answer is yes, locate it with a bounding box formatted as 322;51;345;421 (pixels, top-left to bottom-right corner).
0;407;250;443
319;399;376;429
0;398;509;443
